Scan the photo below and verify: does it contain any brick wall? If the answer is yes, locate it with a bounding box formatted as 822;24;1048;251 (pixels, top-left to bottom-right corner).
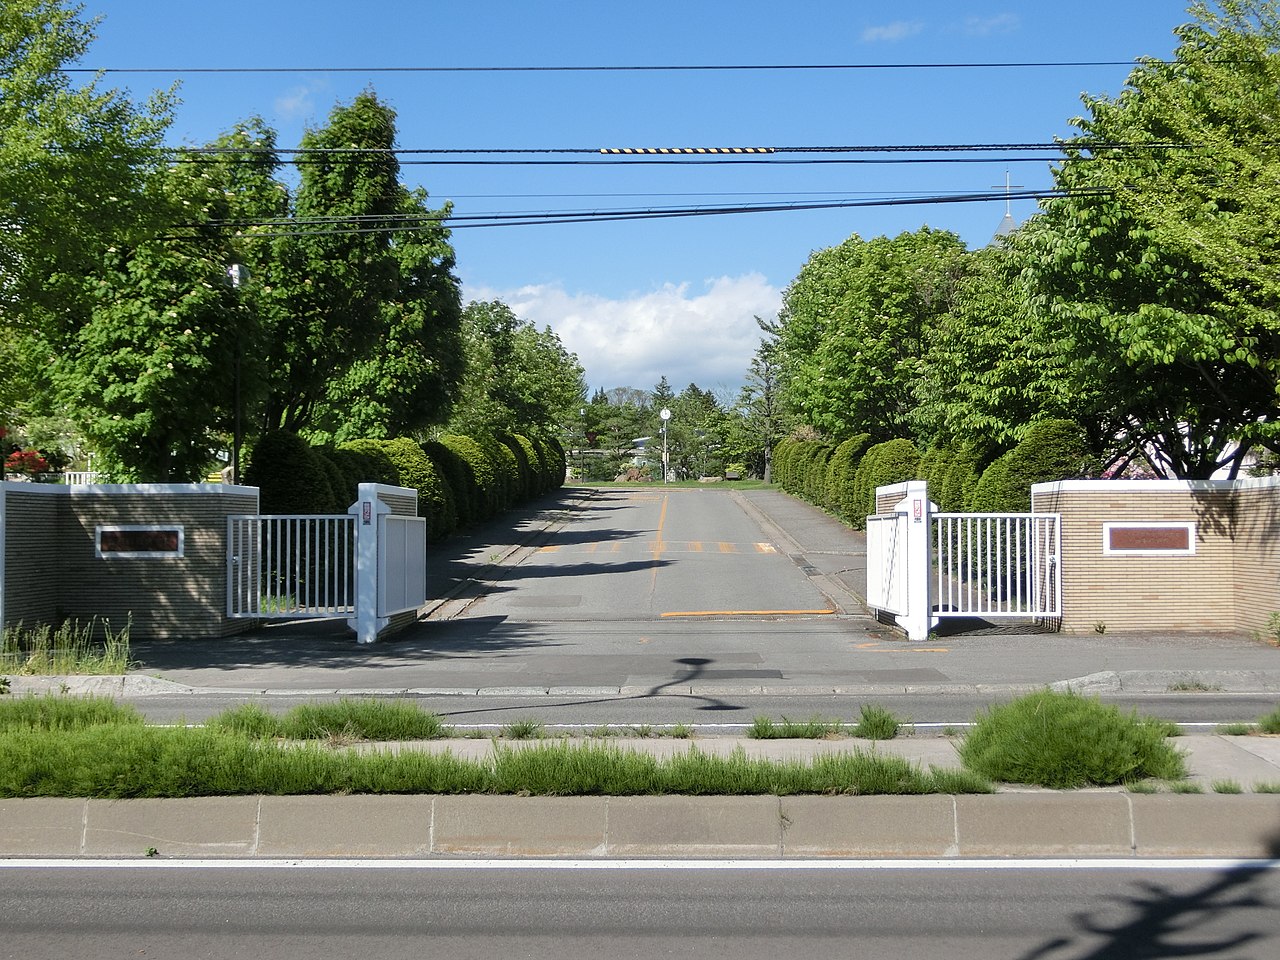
2;482;259;641
1031;479;1280;634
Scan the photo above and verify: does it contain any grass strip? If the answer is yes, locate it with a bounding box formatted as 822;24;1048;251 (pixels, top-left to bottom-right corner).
0;727;993;799
0;619;132;676
208;699;448;741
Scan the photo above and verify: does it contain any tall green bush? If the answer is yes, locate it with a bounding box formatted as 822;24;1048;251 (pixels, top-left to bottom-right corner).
378;437;457;539
970;450;1019;513
826;433;872;525
440;434;498;521
243;430;337;514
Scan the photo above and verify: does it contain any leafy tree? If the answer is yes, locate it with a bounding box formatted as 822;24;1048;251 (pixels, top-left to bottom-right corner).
777;228;972;441
0;0;172;324
726;320;794;481
1020;0;1280;477
449;300;586;438
259;91;463;441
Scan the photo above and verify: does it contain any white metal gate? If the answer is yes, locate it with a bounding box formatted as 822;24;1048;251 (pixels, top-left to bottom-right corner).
932;513;1060;619
227;514;357;619
865;512;908;616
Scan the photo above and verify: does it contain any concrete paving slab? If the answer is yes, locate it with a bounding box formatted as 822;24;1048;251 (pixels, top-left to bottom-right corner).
605;796;781;856
1130;795;1280;856
432;795;608;856
0;799;85;857
1228;734;1280;769
1179;736;1280;789
83;797;258;857
257;796;433;856
955;794;1134;856
781;795;957;857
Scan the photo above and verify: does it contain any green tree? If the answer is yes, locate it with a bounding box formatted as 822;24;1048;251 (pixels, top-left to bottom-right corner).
449;300;586;438
726;320;794;481
777;228;972;441
259;91;462;440
1021;0;1280;477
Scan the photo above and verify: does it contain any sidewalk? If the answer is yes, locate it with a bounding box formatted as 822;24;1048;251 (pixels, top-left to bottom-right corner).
2;734;1279;859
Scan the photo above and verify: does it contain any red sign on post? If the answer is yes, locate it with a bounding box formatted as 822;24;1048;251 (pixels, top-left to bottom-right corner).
913;499;923;522
362;501;372;525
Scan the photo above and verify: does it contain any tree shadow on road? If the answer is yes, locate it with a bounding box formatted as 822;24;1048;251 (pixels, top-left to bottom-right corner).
1016;829;1279;959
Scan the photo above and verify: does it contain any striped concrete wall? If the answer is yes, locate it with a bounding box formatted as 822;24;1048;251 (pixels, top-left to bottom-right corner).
1031;478;1280;634
1;482;259;641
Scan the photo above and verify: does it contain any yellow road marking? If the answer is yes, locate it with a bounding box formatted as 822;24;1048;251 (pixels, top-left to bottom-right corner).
718;542;736;554
661;609;836;618
755;543;777;553
537;545;561;553
689;541;704;552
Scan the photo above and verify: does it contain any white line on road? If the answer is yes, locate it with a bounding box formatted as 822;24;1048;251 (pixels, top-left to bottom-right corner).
3;858;1278;871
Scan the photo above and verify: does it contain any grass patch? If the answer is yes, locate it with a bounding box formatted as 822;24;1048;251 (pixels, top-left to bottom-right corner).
1211;779;1244;794
0;726;994;799
208;699;448;742
959;689;1186;789
1126;780;1160;794
851;703;902;740
1167;780;1204;794
0;693;143;731
0;619;133;675
1258;705;1280;734
1216;723;1255;736
1254;781;1280;794
748;715;844;739
1167;680;1222;693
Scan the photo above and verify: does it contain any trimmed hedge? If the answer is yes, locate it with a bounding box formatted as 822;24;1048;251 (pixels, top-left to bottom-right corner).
245;429;564;540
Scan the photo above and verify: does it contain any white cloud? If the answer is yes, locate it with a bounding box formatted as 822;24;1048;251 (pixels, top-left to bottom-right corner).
861;21;925;43
963;13;1019;36
274;80;329;121
465;275;783;394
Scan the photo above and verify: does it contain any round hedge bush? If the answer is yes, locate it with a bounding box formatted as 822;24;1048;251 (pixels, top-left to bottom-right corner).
243;430;336;515
959;689;1185;788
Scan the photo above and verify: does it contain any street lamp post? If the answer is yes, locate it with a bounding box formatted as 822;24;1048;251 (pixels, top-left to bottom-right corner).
226;263;250;486
659;407;671;484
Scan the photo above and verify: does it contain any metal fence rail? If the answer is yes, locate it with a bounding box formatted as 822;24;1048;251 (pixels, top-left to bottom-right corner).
932;513;1060;618
227;514;357;618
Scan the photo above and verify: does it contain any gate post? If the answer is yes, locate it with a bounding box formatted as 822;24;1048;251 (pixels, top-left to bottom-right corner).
892;480;933;642
348;483;392;645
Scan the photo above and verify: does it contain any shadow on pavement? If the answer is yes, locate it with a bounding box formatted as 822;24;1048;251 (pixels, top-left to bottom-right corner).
1016;829;1280;960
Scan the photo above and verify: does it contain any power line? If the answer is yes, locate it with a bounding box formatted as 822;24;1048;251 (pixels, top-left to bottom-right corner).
168;186;1105;238
69;60;1147;76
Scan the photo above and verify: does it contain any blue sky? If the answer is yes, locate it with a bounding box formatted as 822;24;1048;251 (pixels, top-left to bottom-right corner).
76;1;1192;395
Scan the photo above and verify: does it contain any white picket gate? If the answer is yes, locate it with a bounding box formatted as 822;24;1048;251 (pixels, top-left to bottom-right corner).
226;483;426;644
866;481;1061;640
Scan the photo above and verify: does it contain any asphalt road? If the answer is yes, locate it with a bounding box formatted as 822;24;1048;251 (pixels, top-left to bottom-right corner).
2;862;1276;959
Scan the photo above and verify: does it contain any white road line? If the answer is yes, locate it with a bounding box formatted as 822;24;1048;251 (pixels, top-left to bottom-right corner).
2;858;1277;871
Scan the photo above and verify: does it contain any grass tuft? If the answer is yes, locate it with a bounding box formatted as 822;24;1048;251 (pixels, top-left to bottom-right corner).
208;699;447;742
852;703;901;740
748;715;844;739
1211;779;1244;794
0;619;133;675
501;719;546;740
958;689;1186;789
1253;781;1280;794
1215;723;1254;736
1258;705;1280;735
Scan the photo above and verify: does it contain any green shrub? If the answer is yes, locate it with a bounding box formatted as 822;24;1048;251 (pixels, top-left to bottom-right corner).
824;434;871;524
970;450;1019;513
441;434;498;521
311;448;352;512
852;438;921;521
423;440;475;526
1258;705;1280;734
496;433;536;500
478;435;520;512
938;444;984;512
334;440;401;487
851;703;901;740
803;443;835;508
244;430;337;514
379;438;456;540
959;689;1186;788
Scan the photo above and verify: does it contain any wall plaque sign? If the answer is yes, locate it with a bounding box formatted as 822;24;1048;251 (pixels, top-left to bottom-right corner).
1102;522;1195;556
96;525;185;559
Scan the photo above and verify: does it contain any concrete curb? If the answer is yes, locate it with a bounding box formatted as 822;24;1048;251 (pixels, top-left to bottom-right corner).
10;670;1280;699
3;793;1279;860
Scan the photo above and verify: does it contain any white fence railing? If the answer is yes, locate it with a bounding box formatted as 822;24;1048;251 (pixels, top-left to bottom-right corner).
227;514;357;618
933;513;1061;618
865;481;1062;640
